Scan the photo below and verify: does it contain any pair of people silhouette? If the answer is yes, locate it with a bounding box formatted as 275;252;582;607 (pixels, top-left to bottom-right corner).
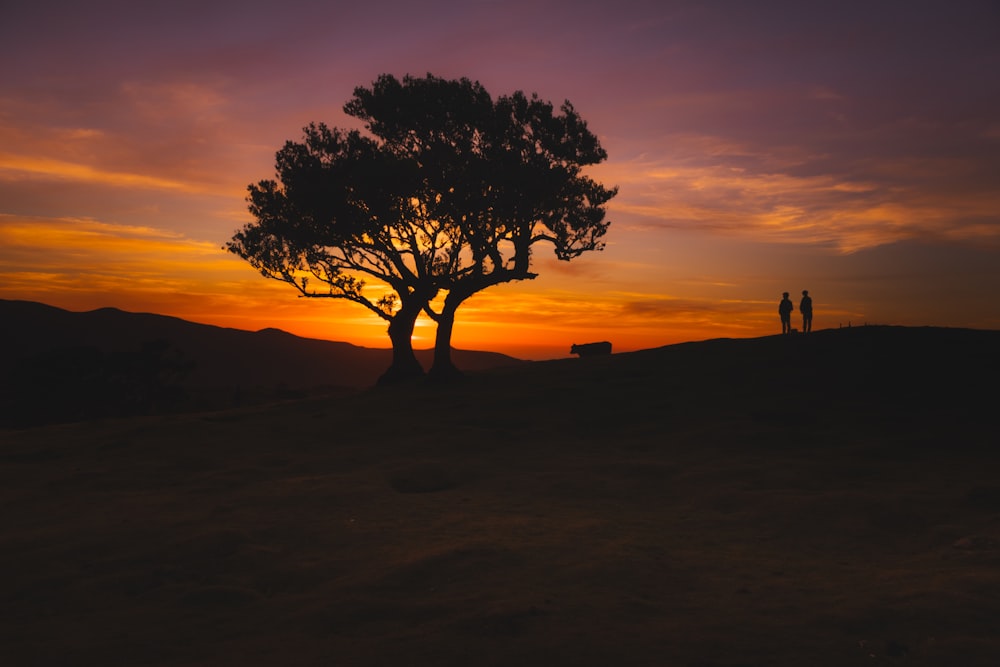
779;290;812;334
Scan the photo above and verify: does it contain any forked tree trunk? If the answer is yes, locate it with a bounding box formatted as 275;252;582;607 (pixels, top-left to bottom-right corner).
377;301;425;385
428;290;472;381
428;310;460;381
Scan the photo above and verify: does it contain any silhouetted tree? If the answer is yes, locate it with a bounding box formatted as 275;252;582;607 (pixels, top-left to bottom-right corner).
228;123;438;383
227;73;616;382
350;76;617;378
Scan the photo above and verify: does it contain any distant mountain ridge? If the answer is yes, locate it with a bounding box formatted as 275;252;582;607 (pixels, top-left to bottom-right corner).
0;299;525;425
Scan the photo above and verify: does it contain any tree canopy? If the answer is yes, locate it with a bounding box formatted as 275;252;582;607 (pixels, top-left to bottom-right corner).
227;73;616;383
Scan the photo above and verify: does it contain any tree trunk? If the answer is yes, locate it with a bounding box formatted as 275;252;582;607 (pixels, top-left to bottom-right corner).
428;291;470;381
428;309;459;381
377;301;425;385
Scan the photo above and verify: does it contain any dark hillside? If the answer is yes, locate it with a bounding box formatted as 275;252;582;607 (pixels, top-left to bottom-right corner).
0;299;524;425
1;325;998;666
465;324;998;456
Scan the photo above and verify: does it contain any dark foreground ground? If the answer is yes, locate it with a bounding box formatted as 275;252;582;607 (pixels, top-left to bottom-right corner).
2;326;998;666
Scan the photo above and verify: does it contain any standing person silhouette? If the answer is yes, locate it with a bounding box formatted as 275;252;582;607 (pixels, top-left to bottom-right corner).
800;290;813;333
779;292;794;334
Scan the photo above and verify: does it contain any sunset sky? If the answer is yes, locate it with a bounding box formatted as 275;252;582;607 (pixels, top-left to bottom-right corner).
2;1;999;359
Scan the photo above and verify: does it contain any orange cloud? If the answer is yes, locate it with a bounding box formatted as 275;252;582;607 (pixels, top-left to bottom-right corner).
0;78;271;196
0;152;211;193
595;142;1000;254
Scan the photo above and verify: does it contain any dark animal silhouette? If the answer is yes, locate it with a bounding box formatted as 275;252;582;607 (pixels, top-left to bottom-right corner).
571;341;612;357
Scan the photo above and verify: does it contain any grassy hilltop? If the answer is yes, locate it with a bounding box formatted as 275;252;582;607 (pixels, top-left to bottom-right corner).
2;325;999;666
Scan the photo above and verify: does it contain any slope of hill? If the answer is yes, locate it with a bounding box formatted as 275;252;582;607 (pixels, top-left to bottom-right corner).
1;324;998;665
0;299;524;425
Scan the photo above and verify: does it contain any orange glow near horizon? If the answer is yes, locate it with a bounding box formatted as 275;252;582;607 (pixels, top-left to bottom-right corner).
0;214;814;360
0;192;992;360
